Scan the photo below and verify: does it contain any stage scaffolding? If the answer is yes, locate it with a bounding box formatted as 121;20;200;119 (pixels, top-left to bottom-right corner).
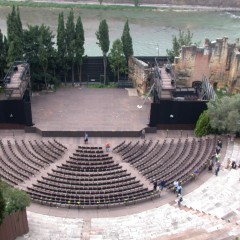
3;60;31;100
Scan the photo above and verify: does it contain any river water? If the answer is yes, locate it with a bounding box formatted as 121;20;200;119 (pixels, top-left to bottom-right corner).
0;6;240;56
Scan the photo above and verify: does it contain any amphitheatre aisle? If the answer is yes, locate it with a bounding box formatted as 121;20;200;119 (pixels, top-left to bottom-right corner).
10;133;240;240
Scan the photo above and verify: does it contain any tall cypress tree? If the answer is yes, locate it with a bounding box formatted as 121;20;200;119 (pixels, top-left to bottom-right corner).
38;35;48;89
57;12;67;84
66;9;76;85
121;20;134;61
96;19;110;85
0;30;7;79
6;5;23;63
75;16;85;85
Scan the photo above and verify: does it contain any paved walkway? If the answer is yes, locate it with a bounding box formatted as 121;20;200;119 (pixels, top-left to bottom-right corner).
15;136;240;240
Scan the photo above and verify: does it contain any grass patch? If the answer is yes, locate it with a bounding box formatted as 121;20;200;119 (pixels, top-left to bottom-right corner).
87;82;117;88
0;0;157;11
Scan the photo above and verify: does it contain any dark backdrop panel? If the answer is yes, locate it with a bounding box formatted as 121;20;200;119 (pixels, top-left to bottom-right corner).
0;100;32;126
149;100;207;129
80;56;169;82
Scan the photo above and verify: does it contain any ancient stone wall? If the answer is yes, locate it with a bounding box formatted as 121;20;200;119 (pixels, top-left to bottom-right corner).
174;37;240;93
128;57;149;95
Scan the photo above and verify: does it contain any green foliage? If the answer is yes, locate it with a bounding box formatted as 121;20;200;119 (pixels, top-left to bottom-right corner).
0;187;6;224
96;19;110;85
22;23;55;90
57;12;67;84
133;0;140;7
87;82;117;88
38;35;48;89
121;19;134;61
66;9;76;85
108;39;126;82
6;6;23;63
96;19;110;55
167;29;193;63
75;15;85;84
214;85;233;98
0;181;30;217
207;94;240;134
0;1;156;11
0;30;7;79
194;110;212;137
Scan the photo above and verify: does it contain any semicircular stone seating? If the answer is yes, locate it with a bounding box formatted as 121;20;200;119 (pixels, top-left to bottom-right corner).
0;136;217;209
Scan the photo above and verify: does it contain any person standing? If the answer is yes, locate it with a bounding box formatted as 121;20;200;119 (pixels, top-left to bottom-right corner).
159;180;166;191
141;129;145;139
153;179;157;191
176;183;182;195
173;180;179;193
84;132;88;144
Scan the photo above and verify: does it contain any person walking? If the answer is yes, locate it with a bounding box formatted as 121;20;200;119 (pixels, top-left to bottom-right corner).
215;161;221;176
177;194;183;207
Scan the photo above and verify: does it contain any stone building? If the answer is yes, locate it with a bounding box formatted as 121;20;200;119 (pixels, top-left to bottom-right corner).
174;37;240;93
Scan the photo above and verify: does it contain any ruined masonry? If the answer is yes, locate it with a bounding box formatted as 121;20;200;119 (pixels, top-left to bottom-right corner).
174;37;240;93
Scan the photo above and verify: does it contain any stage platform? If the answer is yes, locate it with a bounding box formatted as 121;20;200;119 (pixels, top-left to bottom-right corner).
27;87;154;137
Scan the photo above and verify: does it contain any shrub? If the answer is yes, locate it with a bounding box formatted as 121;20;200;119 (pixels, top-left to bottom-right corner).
0;188;6;224
194;110;212;137
0;181;30;216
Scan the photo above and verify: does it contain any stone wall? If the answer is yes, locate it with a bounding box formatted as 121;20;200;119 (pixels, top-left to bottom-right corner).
174;37;240;93
128;57;149;95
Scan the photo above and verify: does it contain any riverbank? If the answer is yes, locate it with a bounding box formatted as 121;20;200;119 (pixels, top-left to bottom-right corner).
1;0;240;12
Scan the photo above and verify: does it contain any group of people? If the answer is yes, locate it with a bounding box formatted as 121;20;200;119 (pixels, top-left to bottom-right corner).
152;179;183;207
174;180;183;207
153;179;166;192
208;139;223;176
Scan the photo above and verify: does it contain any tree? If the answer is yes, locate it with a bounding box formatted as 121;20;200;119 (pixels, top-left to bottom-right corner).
22;24;55;90
6;5;23;63
167;29;193;63
0;187;5;225
1;181;30;215
108;39;126;82
96;19;110;85
57;12;67;85
121;19;134;61
207;94;240;133
75;15;85;85
98;0;103;5
0;30;7;80
194;110;212;137
66;9;76;86
38;35;48;89
133;0;140;7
